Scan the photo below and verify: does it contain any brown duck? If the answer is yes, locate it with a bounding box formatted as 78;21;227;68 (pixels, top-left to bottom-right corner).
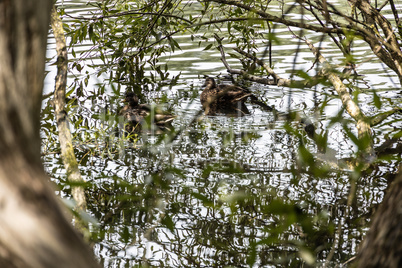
200;77;251;116
120;92;175;134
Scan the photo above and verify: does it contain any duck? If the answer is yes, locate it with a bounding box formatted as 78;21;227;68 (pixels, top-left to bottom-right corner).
119;92;175;134
200;77;251;116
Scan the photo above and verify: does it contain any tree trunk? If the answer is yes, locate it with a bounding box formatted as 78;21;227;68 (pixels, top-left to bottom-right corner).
0;1;99;267
356;166;402;268
50;6;88;234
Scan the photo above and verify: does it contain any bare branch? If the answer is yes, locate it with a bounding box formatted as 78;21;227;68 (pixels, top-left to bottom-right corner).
217;45;276;85
210;0;356;35
232;48;291;86
304;38;375;158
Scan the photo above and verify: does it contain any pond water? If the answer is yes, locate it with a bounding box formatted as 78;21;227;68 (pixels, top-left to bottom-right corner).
41;1;401;267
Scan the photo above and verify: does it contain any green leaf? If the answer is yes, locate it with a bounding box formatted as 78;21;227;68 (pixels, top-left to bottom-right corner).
172;38;181;51
203;43;213;50
247;241;257;265
161;214;175;232
373;90;382;109
191;192;214;207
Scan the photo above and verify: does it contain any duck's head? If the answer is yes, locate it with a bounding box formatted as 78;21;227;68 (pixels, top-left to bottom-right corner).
202;77;216;88
123;92;139;107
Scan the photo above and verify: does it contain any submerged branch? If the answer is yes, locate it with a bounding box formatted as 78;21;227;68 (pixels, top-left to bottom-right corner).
370;107;402;126
375;135;402;156
217;45;275;85
232;48;292;87
219;45;324;88
50;6;88;231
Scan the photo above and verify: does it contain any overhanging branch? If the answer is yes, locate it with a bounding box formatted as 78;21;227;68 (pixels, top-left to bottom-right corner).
304;38;375;158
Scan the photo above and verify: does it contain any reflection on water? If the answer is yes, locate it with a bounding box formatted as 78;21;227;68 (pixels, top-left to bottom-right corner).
41;0;401;266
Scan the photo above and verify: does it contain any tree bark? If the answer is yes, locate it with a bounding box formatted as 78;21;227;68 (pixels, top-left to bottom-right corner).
348;0;402;80
0;1;99;267
356;166;402;268
50;6;88;229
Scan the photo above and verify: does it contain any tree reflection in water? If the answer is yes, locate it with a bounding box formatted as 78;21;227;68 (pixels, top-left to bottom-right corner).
41;109;391;266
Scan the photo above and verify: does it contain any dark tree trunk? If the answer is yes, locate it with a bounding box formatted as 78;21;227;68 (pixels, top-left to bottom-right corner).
356;167;402;268
0;1;99;267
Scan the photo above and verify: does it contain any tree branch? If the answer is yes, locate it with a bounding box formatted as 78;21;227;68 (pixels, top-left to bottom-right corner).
232;48;292;87
210;0;402;82
370;107;402;126
65;11;193;24
304;38;375;158
210;0;356;35
217;45;275;85
50;6;88;230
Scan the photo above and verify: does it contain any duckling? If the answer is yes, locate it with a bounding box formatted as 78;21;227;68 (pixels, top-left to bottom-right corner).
119;92;175;134
200;77;251;116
